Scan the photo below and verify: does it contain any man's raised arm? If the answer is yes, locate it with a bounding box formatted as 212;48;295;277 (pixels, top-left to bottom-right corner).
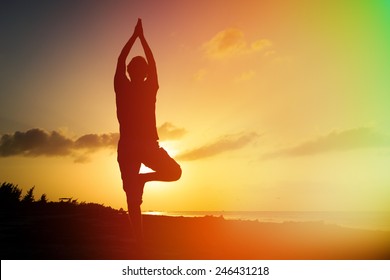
114;19;141;89
138;20;159;88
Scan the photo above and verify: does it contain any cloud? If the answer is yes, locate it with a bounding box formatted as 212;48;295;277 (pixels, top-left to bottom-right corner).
0;128;118;161
234;70;256;83
0;123;185;162
261;127;390;160
177;132;259;161
0;129;74;157
251;39;273;52
74;133;118;150
157;122;187;141
193;69;208;82
202;28;272;59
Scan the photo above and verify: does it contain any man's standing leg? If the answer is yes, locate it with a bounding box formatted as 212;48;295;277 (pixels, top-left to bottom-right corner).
118;153;145;243
125;180;144;243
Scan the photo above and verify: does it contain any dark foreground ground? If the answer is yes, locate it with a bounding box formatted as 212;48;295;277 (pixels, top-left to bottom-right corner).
1;203;389;260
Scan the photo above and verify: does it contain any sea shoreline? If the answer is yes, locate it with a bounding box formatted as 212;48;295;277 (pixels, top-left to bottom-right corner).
143;210;390;232
2;205;389;260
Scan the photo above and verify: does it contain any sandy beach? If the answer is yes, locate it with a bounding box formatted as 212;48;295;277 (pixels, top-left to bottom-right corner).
1;203;389;260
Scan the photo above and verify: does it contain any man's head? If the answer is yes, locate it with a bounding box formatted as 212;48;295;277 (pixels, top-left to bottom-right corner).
127;56;149;82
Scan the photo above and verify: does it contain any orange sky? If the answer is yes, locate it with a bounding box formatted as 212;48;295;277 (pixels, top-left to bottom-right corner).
1;0;390;212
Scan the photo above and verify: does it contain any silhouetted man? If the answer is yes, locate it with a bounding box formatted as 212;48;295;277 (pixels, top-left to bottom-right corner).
114;19;181;243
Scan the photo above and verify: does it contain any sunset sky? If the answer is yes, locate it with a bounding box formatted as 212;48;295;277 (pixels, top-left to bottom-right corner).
1;0;390;212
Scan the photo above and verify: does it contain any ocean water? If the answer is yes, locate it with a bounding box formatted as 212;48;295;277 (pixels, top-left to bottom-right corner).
143;211;390;231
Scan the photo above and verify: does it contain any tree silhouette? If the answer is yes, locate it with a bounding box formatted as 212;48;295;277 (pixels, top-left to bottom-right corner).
22;186;35;204
38;193;48;204
0;182;22;208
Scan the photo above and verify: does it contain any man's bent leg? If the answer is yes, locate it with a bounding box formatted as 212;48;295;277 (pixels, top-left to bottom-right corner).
141;146;182;183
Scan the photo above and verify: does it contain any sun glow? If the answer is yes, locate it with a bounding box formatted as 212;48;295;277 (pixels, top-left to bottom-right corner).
159;141;180;158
